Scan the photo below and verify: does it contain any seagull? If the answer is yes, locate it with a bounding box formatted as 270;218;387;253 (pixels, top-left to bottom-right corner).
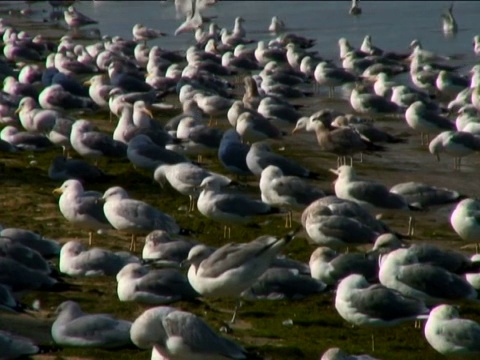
349;0;362;15
425;304;480;356
268;16;285;33
101;186;181;251
405;101;455;145
197;176;281;238
428;130;480;170
450;198;480;248
132;24;167;45
52;179;112;246
441;3;458;36
379;248;477;304
116;263;198;304
335;274;429;351
52;301;132;349
130;306;248;359
259;165;325;227
309;247;377;285
330;165;419;235
153;162;233;212
185;231;296;322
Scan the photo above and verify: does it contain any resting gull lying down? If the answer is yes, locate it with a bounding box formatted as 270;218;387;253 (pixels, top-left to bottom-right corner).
116;263;198;304
52;301;132;349
424;304;480;356
59;240;139;277
130;306;248;359
141;230;199;266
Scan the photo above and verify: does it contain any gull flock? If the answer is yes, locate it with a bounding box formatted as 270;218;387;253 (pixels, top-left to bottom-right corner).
1;0;480;359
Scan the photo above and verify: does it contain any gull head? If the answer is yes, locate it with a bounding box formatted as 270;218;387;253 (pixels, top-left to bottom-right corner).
261;165;284;182
153;164;171;187
309;246;337;264
130;306;176;349
337;274;369;294
428;131;453;160
72;119;95;134
102;186;129;202
409;39;422;50
60;240;85;258
184;244;214;268
16;96;36;114
133;100;153;118
428;304;460;321
199;176;223;191
370;233;407;255
116;263;147;282
329;165;355;179
145;230;172;247
52;179;84;196
54;300;82;318
292;116;310;134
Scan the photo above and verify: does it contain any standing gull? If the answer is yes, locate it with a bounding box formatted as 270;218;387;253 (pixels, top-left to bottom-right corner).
130;306;248;359
197;176;280;238
405;101;455;145
259;165;324;227
132;24;166;45
428;130;480;170
102;186;180;251
335;274;428;351
70;119;127;165
217;129;253;177
330;166;419;235
154;162;233;212
349;0;362;15
53;179;112;246
441;3;458;36
185;231;296;322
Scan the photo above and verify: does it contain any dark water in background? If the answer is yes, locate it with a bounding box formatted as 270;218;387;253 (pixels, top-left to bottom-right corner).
4;1;480;67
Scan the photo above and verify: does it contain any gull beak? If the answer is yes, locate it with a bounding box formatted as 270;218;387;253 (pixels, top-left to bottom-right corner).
95;197;106;204
83;79;92;86
52;188;63;195
291;127;299;134
14;107;21;115
329;168;339;175
142;108;154;118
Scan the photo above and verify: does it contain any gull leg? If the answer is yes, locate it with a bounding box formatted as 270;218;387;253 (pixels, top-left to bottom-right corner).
420;132;424;146
408;216;415;237
227;226;231;239
197;154;203;163
223;225;227;239
130;234;137;252
230;299;242;324
349;156;354;166
359;153;363;163
426;133;430;144
457;157;461;170
88;231;93;246
371;334;375;352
